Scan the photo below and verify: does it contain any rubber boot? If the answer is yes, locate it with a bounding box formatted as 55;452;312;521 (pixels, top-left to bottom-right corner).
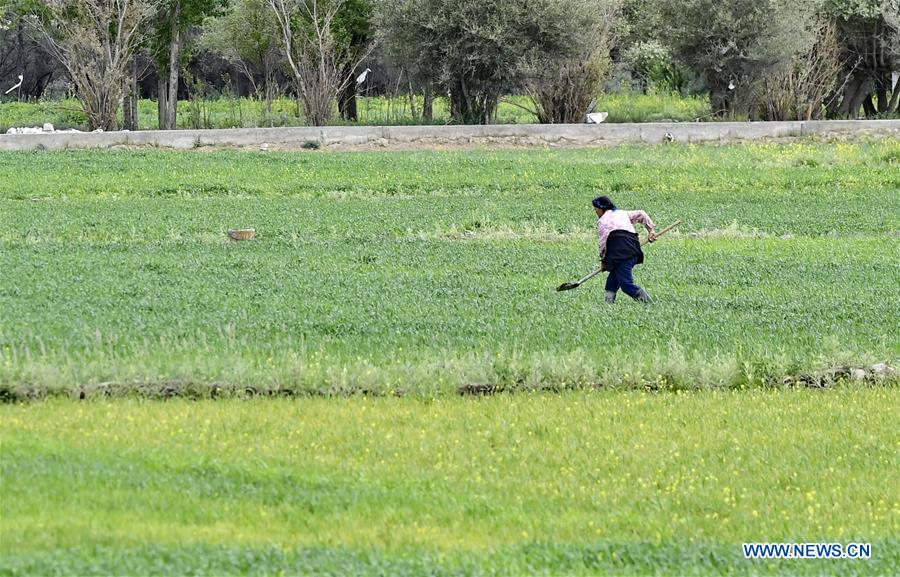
605;290;617;304
632;288;652;303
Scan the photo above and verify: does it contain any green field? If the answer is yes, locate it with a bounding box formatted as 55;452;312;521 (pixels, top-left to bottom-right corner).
1;137;899;576
1;139;898;398
2;390;899;576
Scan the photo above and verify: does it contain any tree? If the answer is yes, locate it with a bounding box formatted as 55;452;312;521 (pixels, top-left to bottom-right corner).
1;0;63;99
374;0;441;120
884;0;900;111
522;0;622;124
199;0;281;115
333;0;371;121
657;0;823;117
33;0;157;130
825;0;900;117
758;18;843;120
266;0;368;126
434;0;534;123
151;0;225;130
378;0;599;124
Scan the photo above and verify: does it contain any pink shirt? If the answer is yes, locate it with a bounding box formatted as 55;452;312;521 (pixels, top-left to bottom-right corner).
597;209;655;257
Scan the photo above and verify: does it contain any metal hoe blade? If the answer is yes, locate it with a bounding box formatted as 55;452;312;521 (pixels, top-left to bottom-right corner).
556;282;580;292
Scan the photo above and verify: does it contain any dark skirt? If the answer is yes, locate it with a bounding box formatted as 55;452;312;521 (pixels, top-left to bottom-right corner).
603;230;644;271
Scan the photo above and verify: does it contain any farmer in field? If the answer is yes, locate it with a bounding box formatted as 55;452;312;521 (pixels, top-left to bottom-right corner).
593;196;657;303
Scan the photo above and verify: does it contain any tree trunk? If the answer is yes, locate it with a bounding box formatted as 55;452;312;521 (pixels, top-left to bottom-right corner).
825;68;852;118
408;78;417;120
158;75;168;129
888;74;900;113
165;1;182;130
847;77;874;118
15;18;24;100
131;57;140;130
423;84;433;121
86;85;119;131
123;86;134;131
862;93;877;117
850;76;874;119
451;77;494;124
263;62;274;120
123;58;137;131
836;74;864;118
449;80;464;122
707;76;732;117
876;73;889;113
338;74;358;121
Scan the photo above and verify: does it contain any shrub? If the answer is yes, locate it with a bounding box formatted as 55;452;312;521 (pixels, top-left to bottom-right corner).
623;40;685;93
757;19;843;120
522;0;622;124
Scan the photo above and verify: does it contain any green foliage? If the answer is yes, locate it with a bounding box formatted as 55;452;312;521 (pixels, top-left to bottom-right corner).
199;0;279;67
623;40;685;93
657;0;824;116
198;0;281;99
825;0;885;19
377;0;527;123
0;140;898;397
2;390;899;575
377;0;617;124
151;0;229;71
333;0;372;45
0;0;47;20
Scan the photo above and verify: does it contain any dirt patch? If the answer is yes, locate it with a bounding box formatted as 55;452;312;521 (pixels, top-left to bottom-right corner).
782;363;896;388
457;383;507;396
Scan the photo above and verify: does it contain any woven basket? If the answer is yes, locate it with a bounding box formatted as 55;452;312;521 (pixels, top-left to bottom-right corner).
228;228;256;241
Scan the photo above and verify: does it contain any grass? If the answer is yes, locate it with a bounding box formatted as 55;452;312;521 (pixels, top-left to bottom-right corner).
1;138;898;576
2;389;899;575
0;138;898;398
0;92;711;131
591;92;712;122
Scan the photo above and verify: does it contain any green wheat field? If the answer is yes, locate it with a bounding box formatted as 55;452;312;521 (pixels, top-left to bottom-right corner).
1;137;898;575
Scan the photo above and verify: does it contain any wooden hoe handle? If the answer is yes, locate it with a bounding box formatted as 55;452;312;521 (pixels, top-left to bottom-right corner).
641;219;681;246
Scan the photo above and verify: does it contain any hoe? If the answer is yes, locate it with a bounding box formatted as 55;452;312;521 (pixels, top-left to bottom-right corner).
556;220;681;292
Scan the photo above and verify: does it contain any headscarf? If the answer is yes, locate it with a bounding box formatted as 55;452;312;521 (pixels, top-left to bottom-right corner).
592;196;616;211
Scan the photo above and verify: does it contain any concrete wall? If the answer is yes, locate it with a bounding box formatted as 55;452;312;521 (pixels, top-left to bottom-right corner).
0;120;897;151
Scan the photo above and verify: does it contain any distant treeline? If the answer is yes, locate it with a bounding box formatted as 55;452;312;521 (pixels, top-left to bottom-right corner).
0;0;898;130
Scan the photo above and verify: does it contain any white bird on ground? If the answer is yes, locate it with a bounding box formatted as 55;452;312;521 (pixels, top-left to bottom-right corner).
5;74;23;95
356;68;371;85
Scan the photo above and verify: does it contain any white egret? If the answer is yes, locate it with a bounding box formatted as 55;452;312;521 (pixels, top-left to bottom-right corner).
356;68;371;85
5;74;23;95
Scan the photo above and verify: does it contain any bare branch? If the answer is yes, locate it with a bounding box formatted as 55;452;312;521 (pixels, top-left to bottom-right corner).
33;0;158;130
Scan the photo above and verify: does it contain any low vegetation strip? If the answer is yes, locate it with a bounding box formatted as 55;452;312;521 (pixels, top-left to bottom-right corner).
1;139;898;398
0;95;712;132
1;390;898;576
